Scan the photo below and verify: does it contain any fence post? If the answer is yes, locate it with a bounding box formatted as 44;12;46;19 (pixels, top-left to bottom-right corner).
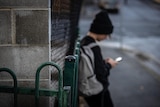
73;41;80;107
64;55;78;107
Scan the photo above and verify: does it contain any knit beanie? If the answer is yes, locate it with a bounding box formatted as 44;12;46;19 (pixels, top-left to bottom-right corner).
89;11;113;35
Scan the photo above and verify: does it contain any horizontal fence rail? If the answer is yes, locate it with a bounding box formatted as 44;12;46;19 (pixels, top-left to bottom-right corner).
0;62;70;107
0;40;81;107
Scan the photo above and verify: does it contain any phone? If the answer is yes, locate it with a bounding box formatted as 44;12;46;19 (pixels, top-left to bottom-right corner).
115;57;123;62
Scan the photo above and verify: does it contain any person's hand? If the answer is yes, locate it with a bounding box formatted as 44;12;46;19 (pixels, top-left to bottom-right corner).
105;57;118;68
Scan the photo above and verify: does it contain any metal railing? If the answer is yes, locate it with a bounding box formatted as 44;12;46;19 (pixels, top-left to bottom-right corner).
0;62;69;107
0;40;80;107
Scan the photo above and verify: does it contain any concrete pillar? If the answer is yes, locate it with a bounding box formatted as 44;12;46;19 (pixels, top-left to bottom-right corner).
0;0;52;107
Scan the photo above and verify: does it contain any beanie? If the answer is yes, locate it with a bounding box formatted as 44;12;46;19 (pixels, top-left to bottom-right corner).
89;11;113;35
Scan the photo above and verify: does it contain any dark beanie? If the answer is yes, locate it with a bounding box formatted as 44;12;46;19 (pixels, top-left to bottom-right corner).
89;11;113;35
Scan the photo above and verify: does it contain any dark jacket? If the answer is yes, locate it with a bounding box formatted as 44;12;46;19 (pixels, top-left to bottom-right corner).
80;36;112;88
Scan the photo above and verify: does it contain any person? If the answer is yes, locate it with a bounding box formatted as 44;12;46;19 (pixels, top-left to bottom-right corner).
80;10;118;107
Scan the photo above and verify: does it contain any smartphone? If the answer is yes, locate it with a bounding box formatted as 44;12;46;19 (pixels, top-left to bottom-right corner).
115;57;123;62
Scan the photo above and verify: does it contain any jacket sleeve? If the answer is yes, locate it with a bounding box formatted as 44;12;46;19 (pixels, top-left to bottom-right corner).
92;46;111;86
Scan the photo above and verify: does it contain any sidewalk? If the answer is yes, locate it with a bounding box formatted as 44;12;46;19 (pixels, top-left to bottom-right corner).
99;41;160;79
99;42;160;107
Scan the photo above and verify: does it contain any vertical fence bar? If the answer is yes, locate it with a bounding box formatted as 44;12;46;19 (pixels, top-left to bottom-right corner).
63;86;71;107
73;54;79;107
0;68;18;107
73;41;80;107
35;62;63;107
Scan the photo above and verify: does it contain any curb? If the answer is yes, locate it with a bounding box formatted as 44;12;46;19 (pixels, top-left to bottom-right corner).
98;41;160;65
98;41;160;81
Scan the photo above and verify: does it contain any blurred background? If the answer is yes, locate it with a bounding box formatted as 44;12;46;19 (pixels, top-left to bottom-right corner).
79;0;160;107
80;0;160;61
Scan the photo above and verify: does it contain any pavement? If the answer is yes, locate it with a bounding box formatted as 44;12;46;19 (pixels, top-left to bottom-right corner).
98;42;160;107
99;41;160;79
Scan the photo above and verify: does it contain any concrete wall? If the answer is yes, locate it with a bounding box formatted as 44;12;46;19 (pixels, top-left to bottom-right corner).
0;0;83;106
0;0;51;107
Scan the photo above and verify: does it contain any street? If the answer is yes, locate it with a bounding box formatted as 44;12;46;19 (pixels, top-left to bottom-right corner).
79;0;160;107
113;0;160;60
80;0;160;61
102;47;160;107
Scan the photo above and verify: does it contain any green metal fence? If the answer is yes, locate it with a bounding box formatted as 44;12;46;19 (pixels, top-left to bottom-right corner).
0;40;80;107
0;68;18;107
64;40;80;107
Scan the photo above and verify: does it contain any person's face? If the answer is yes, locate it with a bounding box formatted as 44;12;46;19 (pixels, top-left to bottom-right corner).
97;34;110;41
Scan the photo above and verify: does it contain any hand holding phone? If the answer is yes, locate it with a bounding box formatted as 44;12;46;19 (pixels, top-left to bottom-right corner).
115;57;123;62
